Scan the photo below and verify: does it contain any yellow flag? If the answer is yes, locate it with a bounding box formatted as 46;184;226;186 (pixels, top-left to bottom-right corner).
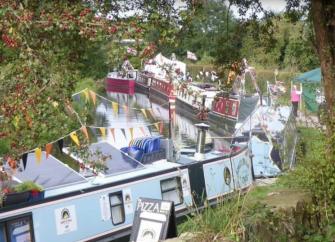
147;108;154;118
141;109;148;119
129;127;134;140
99;127;106;139
35;148;42;164
81;126;90;141
70;131;80;146
154;122;160;132
83;89;89;103
112;102;119;115
89;90;96;105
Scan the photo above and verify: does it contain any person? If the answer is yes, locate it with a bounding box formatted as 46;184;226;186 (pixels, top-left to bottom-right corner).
291;85;302;117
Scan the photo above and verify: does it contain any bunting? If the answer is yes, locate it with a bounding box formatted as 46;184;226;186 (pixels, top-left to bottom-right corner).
112;102;119;115
81;126;90;141
99;127;106;139
123;105;129;114
70;132;80;147
129;127;134;140
154;122;160;132
159;122;164;134
110;128;116;142
139;127;146;136
22;153;28;170
120;128;127;140
57;139;64;154
141;109;148;118
89;90;96;105
83;89;89;103
45;143;53;159
35;148;42;164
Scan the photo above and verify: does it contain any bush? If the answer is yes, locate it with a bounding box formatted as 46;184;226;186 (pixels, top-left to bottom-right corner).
14;181;43;193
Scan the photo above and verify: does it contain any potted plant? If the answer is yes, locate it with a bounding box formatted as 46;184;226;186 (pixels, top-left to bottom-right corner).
14;181;44;202
2;181;44;206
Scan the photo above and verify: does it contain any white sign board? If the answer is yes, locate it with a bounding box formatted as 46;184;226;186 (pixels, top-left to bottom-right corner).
100;194;111;221
55;205;78;235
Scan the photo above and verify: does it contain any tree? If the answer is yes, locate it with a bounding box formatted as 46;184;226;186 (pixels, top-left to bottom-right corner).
0;0;195;159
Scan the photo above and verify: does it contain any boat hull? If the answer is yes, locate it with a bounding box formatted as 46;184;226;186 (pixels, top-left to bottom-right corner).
106;77;135;95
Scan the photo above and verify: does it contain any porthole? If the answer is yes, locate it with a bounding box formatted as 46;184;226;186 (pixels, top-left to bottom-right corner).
224;167;231;185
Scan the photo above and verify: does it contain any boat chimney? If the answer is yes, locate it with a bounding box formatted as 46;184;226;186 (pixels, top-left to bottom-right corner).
194;123;210;161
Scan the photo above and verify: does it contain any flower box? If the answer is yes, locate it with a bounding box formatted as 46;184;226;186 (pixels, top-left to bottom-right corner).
3;191;30;207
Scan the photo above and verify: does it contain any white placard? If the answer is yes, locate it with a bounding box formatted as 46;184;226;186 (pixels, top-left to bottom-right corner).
123;188;134;215
136;220;163;242
55;205;78;235
181;173;191;197
100;194;111;221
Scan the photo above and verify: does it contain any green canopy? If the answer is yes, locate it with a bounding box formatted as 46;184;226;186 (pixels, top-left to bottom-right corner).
294;68;322;83
293;68;322;112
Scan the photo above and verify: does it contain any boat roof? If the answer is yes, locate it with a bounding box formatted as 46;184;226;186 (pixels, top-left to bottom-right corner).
14;152;87;190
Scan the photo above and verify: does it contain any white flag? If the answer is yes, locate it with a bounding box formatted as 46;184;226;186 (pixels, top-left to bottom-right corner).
187;51;197;61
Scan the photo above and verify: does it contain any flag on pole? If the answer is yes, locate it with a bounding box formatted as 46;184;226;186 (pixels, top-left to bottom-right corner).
187;51;197;61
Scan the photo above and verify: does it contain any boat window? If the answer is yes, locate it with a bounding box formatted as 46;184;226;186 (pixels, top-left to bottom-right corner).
224;167;232;185
160;177;183;206
2;215;34;242
109;192;125;225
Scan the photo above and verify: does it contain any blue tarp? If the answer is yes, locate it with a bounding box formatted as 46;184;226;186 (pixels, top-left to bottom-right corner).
294;68;322;83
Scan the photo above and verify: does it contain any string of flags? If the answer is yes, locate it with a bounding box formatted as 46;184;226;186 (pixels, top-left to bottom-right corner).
72;88;169;118
8;121;166;171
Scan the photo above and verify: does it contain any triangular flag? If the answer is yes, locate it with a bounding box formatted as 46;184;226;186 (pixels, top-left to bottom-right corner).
129;127;134;140
57;139;64;153
159;122;164;134
121;128;127;140
112;102;119;115
148;126;152;135
81;126;90;141
147;108;154;118
22;153;28;170
89;90;96;105
99;127;106;139
45;143;53;159
154;122;160;132
141;109;148;119
83;89;89;103
110;128;116;142
140;126;146;136
35;148;42;164
70;131;80;146
123;105;129;114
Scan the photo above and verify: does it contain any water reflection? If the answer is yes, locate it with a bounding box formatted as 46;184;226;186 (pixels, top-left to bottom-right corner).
92;92;232;152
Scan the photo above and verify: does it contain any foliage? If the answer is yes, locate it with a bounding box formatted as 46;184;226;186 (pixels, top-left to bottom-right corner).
14;181;43;193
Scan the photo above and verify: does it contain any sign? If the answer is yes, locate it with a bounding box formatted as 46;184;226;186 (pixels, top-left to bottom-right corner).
129;198;177;242
123;188;134;215
7;216;33;242
55;205;78;235
100;194;111;221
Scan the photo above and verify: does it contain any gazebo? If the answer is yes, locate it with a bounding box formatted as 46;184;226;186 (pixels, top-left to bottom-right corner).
293;68;322;112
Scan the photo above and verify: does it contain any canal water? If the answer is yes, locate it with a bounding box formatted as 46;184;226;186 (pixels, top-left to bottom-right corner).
91;91;233;153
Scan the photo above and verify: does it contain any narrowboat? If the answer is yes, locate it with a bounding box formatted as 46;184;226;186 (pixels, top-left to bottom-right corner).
0;123;253;242
105;61;137;95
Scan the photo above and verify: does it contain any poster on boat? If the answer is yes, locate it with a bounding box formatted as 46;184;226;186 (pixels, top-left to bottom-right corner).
100;194;111;221
55;205;78;235
123;188;134;215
